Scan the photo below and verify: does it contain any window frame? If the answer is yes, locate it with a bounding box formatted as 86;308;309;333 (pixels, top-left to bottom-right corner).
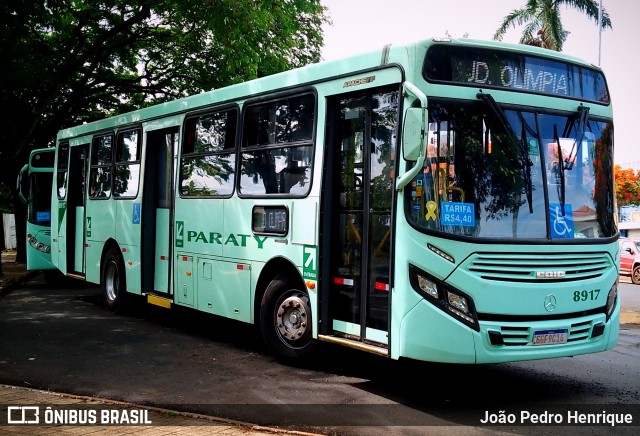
89;133;114;200
179;105;239;199
113;127;142;199
56;142;69;200
238;91;317;198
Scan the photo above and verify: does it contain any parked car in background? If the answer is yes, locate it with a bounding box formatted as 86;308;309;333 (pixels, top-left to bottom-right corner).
619;237;640;285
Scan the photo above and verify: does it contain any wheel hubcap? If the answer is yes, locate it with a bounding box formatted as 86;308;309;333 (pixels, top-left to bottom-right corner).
276;293;310;344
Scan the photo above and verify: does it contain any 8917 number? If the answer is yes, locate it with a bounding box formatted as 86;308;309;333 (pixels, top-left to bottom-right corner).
573;289;600;302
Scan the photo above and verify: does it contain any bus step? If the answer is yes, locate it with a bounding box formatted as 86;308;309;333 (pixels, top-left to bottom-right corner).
66;273;85;281
318;334;388;357
147;293;172;309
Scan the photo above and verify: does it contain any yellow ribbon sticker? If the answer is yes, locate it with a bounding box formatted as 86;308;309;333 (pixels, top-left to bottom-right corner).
425;201;438;221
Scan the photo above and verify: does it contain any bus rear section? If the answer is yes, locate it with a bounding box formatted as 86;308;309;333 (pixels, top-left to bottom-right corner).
19;148;56;274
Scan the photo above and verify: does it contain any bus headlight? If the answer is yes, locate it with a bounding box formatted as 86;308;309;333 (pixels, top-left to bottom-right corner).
417;274;439;299
447;291;469;313
409;264;479;331
28;235;51;255
605;280;618;321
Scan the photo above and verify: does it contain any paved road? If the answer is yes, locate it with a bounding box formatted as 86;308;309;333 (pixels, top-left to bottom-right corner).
1;275;639;435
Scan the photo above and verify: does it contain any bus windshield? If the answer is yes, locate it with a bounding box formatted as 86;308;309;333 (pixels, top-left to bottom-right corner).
407;99;616;240
28;172;53;226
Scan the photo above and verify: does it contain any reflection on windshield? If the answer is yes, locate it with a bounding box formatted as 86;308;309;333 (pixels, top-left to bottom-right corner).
407;100;615;240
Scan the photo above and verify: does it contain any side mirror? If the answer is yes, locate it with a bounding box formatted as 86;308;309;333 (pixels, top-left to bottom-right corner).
402;107;427;161
17;164;28;204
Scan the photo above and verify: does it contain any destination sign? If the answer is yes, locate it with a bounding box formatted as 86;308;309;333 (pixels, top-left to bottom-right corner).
424;45;609;103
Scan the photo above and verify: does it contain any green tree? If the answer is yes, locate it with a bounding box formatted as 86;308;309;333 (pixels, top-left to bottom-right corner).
615;165;640;207
0;0;329;264
493;0;611;51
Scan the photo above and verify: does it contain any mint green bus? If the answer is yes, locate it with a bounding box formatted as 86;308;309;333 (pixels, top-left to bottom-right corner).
18;148;56;276
49;38;619;363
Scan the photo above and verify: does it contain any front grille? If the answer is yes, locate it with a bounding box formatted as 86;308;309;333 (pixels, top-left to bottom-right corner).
463;252;612;283
497;319;595;346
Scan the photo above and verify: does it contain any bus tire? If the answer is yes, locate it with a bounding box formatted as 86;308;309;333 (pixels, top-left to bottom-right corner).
260;275;314;361
102;247;126;312
632;265;640;285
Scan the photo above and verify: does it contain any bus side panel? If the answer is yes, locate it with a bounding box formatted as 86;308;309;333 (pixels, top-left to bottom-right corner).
84;242;100;284
73;206;85;272
85;200;116;284
120;244;140;294
51;200;67;274
289;198;319;336
175;254;194;307
173;197;224;258
154;208;171;292
173;197;223;309
224;198;317;324
224;198;317;261
116;200;142;294
290;200;318;246
196;257;251;322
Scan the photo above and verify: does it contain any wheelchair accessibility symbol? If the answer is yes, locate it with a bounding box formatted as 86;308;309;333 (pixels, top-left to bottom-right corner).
550;203;573;238
132;203;141;224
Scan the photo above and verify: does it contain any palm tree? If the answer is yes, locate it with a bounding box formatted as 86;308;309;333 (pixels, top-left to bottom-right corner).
494;0;612;51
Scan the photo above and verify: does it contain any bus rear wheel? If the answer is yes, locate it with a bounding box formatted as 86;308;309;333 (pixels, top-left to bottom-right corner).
102;247;126;312
260;275;314;361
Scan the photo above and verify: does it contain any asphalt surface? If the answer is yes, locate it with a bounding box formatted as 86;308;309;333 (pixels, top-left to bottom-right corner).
1;250;639;435
0;253;325;435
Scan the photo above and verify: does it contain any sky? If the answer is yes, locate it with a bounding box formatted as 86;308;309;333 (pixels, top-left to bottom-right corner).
319;0;638;167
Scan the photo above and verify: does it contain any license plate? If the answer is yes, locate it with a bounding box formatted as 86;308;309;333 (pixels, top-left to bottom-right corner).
532;329;568;346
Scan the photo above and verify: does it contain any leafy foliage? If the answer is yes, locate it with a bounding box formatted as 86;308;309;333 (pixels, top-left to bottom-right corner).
0;0;328;259
1;1;328;157
615;165;640;207
493;0;611;51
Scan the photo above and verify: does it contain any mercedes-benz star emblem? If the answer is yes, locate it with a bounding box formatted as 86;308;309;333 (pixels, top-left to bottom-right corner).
544;294;557;312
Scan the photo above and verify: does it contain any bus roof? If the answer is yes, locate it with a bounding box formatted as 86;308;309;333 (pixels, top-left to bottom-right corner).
448;37;598;68
56;37;601;141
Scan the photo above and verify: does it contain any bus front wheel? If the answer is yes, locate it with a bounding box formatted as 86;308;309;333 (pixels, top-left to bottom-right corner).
102;247;126;312
260;275;314;361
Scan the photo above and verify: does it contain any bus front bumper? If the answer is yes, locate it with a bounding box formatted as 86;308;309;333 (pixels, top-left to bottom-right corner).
399;298;620;364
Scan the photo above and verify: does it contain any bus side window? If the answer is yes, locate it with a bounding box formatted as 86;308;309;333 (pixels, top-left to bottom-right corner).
114;129;141;198
180;109;237;197
240;94;315;196
57;143;69;199
89;135;113;199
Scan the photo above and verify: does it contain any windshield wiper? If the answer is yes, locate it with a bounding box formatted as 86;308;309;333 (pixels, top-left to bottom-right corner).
562;105;590;170
554;124;566;216
477;92;533;213
519;122;534;213
555;105;590;215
